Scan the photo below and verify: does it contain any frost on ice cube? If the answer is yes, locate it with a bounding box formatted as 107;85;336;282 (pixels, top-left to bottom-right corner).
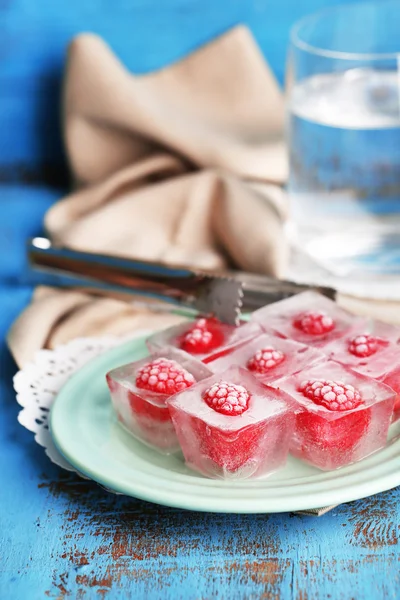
251;291;363;347
324;320;400;422
106;348;212;454
168;366;296;479
275;360;395;471
146;317;261;362
209;333;324;383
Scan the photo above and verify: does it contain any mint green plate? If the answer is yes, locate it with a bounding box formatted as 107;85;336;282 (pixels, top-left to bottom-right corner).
50;336;400;513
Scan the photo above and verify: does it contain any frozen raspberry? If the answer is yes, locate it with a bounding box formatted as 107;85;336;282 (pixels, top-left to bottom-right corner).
296;409;371;454
348;334;382;358
180;318;224;354
293;311;335;336
299;378;362;411
203;381;250;416
136;358;195;394
247;346;285;374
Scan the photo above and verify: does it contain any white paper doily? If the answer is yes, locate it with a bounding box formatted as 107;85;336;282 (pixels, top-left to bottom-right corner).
13;331;151;473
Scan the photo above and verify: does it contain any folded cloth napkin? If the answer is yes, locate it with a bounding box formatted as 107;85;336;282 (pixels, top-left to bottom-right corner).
8;26;289;368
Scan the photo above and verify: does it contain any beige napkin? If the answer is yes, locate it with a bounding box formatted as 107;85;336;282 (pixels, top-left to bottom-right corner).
8;26;289;368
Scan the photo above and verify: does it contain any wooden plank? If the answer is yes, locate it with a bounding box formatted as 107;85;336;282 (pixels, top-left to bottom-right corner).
1;2;398;598
0;283;399;599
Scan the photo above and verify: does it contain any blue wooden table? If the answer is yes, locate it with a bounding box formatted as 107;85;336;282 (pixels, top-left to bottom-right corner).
1;1;399;598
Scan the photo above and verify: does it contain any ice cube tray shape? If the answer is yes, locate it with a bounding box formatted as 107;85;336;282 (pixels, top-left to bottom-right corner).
209;333;325;383
251;291;364;347
168;366;296;479
146;317;261;362
106;348;212;454
274;360;396;471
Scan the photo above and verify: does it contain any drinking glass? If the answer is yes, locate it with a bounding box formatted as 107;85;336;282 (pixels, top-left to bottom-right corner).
286;1;400;279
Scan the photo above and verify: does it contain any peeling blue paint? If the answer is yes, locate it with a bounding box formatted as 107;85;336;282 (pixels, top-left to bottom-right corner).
1;1;398;598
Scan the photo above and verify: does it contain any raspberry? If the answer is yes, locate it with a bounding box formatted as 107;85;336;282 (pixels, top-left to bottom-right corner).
191;416;267;471
180;318;224;354
136;358;195;394
299;378;362;411
296;409;371;455
247;346;285;374
203;381;250;416
293;311;335;336
129;390;172;423
348;334;381;358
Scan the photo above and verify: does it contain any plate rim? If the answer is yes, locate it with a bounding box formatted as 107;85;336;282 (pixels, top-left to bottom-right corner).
50;337;400;514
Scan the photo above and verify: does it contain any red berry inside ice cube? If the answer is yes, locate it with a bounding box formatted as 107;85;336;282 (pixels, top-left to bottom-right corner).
296;409;371;454
299;378;362;411
293;311;335;336
247;346;285;374
348;334;385;358
128;390;172;423
179;318;225;354
191;416;267;471
203;381;250;416
136;358;195;394
296;377;370;458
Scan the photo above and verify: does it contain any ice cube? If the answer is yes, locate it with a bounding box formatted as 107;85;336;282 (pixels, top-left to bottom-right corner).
324;320;400;422
251;291;363;347
168;366;296;479
365;73;399;116
106;348;212;454
274;360;395;470
209;333;325;383
146;316;261;362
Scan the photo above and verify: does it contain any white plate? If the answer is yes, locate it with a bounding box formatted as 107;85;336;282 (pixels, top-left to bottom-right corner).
50;336;400;513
